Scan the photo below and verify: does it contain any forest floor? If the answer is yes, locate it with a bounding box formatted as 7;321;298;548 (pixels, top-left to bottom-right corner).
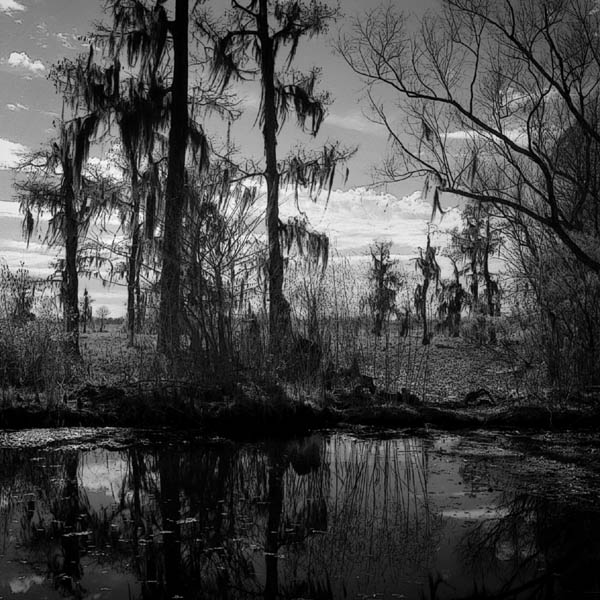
1;324;599;434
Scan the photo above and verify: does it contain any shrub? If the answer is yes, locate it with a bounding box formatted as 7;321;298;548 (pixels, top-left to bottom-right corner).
0;264;77;402
365;241;403;337
0;316;76;401
505;226;600;393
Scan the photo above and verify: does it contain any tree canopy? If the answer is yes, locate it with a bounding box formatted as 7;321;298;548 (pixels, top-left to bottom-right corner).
338;0;600;273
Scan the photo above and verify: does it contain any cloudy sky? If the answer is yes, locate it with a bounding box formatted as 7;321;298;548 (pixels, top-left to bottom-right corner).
0;0;454;316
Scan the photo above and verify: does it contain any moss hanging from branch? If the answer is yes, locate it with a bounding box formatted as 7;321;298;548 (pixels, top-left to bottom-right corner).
280;142;355;205
279;216;329;273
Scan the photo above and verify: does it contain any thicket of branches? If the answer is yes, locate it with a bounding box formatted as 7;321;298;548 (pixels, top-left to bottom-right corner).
338;0;600;390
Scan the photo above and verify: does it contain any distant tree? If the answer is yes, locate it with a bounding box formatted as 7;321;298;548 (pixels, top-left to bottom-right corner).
436;259;466;338
413;232;440;345
366;241;403;337
203;0;352;354
80;287;93;334
0;262;37;324
96;306;110;333
448;204;502;318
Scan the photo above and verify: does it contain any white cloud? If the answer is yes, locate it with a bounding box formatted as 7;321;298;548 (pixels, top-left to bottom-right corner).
87;156;124;181
0;186;463;316
445;127;529;147
445;129;478;140
56;32;76;50
276;186;462;256
0;0;26;13
7;51;45;74
0;137;27;168
1;248;56;275
326;111;382;135
6;102;28;111
0;201;22;218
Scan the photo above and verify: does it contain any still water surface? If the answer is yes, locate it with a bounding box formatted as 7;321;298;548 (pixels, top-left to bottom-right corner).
1;429;599;599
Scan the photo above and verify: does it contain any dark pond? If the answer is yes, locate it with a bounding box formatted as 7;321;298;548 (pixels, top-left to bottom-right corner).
1;428;600;599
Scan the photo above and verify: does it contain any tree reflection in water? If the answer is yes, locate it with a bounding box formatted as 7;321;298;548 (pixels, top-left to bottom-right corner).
454;486;600;598
0;433;599;599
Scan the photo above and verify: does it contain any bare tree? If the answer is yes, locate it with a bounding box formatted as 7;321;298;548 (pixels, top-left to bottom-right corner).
338;0;600;273
96;306;110;333
181;159;263;378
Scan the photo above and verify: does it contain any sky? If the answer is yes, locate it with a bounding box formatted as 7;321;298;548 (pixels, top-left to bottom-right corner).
0;0;451;317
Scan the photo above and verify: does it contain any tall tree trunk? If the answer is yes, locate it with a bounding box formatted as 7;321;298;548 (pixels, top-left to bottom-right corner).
63;171;79;355
470;256;479;310
127;165;141;347
258;0;291;353
82;289;88;334
483;218;496;315
158;0;189;357
482;218;497;344
421;277;430;345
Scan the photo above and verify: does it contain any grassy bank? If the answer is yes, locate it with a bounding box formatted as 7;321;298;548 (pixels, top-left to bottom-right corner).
2;321;599;436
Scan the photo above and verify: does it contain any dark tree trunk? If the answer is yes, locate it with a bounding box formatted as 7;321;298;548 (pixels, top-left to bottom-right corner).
158;0;189;357
258;0;291;353
127;165;141;347
82;289;88;334
470;256;479;309
482;218;497;343
63;171;79;355
158;453;183;597
421;277;430;345
373;265;385;336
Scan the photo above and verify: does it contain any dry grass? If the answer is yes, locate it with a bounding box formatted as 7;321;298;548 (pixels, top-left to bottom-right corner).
79;328;162;386
77;317;540;405
323;319;538;404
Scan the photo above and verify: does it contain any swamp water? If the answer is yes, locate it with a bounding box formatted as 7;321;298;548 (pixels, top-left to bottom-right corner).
0;429;599;599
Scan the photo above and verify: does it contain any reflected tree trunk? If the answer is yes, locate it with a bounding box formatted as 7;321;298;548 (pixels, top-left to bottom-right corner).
159;452;182;598
265;452;285;600
51;452;85;596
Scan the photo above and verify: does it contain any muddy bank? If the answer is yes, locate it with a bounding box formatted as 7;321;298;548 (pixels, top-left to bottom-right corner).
1;381;600;435
340;403;600;430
